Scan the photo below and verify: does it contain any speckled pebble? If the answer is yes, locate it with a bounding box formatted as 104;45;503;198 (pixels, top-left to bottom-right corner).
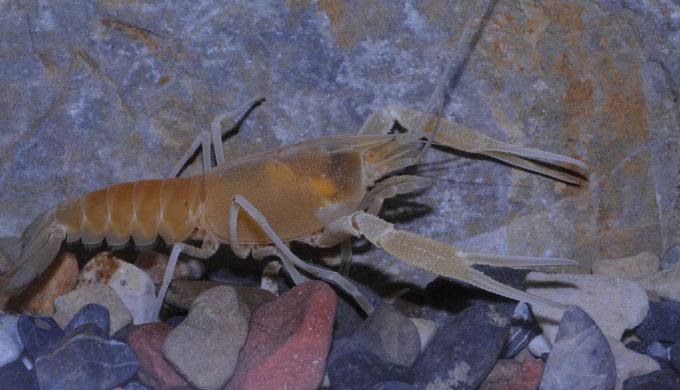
35;327;139;390
413;304;509;389
163;286;250;390
526;272;649;343
53;283;132;336
78;252;156;324
135;251;205;285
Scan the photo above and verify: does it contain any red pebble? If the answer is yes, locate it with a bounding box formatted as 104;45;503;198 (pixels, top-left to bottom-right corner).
226;281;337;390
508;358;544;390
128;322;191;390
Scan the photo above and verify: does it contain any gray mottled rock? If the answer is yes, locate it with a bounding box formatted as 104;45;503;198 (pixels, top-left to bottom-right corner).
53;283;132;336
1;0;677;300
35;329;139;390
592;252;659;279
162;286;250;390
525;272;649;343
413;304;509;389
0;314;22;368
540;306;616;390
331;304;421;368
78;252;156;324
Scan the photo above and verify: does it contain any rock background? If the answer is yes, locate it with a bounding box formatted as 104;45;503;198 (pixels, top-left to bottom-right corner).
1;0;678;288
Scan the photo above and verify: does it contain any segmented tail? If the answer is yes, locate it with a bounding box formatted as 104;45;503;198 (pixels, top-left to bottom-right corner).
1;208;66;295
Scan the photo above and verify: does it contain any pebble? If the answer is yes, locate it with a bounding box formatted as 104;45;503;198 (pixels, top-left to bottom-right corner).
327;352;414;389
163;286;250;390
123;381;151;390
409;317;438;352
17;316;64;359
0;313;22;368
35;327;139;390
6;253;78;316
540;306;616;390
330;304;421;367
367;381;417;390
528;334;551;359
481;358;544;390
627;340;670;368
668;339;680;371
135;251;205;285
525;272;649;343
413;304;509;389
128;322;191;390
592;252;660;278
500;302;542;359
165;279;276;314
0;360;39;390
53;283;133;336
635;300;680;342
226;281;336;390
636;260;680;303
63;303;110;336
622;369;679;390
78;252;156;324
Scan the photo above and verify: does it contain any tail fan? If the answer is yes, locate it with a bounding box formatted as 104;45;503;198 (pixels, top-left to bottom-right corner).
1;209;66;295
